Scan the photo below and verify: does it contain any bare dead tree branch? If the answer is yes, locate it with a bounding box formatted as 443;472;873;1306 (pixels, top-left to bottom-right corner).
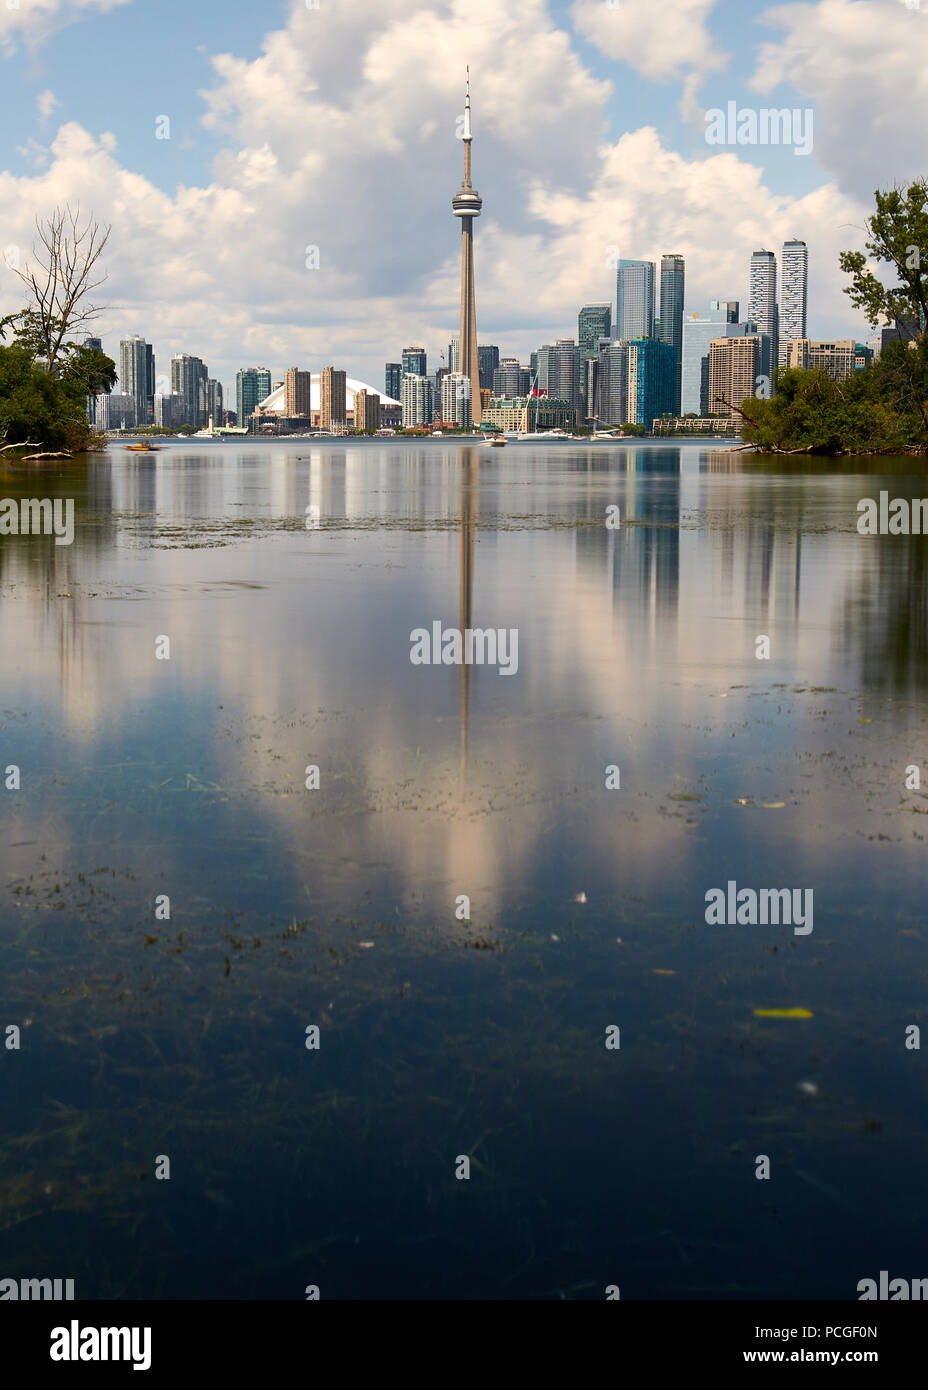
13;203;111;373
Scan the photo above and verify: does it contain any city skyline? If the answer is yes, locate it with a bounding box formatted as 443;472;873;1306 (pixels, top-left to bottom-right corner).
0;0;913;393
99;229;870;431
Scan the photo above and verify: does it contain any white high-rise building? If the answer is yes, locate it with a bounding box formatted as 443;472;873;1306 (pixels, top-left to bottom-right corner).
402;373;432;428
441;372;472;428
119;335;150;428
749;251;778;381
779;239;808;367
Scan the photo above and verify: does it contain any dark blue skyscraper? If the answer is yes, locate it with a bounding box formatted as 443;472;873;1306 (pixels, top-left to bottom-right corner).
658;255;685;414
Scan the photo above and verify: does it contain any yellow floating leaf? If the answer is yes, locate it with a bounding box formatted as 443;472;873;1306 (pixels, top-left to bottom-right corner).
760;801;785;808
653;968;676;975
753;1007;813;1019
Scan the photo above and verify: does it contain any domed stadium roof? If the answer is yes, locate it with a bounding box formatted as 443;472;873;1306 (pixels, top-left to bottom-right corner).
257;376;401;413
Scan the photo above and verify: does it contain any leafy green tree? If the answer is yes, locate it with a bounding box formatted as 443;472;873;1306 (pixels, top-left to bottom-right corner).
61;343;117;399
0;341;111;451
840;181;928;342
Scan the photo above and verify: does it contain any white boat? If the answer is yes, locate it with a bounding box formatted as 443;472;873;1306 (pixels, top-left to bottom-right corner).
484;435;506;446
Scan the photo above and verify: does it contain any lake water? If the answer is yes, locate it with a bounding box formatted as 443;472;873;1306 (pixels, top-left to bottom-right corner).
1;438;926;1299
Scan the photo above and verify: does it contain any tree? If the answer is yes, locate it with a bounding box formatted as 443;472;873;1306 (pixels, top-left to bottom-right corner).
61;343;117;399
0;342;105;451
840;181;928;343
0;311;23;342
14;204;111;373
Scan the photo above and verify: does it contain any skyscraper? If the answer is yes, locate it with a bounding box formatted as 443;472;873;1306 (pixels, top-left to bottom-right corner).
402;374;432;428
206;379;223;425
658;255;685;414
119;335;151;427
402;346;427;377
442;372;472;429
555;339;581;422
749;250;778;380
535;345;560;399
145;344;155;419
708;336;761;424
493;359;530;396
681;301;743;416
627;338;675;425
237;368;272;430
579;305;611;417
320;367;347;429
596;337;629;426
385;363;402;400
354;389;381;431
452;69;482;424
477;345;499;391
779;239;808;367
284;368;313;417
171;353;208;428
616;260;655;341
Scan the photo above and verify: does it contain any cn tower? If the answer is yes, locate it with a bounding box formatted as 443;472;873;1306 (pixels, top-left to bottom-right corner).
452;68;482;425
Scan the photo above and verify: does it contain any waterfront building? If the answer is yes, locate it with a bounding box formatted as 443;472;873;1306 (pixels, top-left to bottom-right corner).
785;338;857;382
236;368;272;430
119;335;152;427
441;372;473;428
616;260;655;341
154;393;187;428
284;367;313;418
482;395;574;432
555;338;581;422
681;302;746;416
493;359;530;396
749;250;778;379
320;366;347;429
206;379;223;425
596;337;629;426
402;346;427;377
579;305;611;416
779;239;808;367
172;353;208;429
402;373;432;427
708;336;761;424
627;337;675;424
658;255;685;413
478;345;499;391
385;363;402;400
354;389;381;432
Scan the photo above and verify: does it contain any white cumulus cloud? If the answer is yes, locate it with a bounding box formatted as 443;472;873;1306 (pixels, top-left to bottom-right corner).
750;0;928;199
0;0;132;56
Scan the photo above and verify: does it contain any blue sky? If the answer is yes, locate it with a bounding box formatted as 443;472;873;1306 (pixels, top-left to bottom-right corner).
0;0;922;394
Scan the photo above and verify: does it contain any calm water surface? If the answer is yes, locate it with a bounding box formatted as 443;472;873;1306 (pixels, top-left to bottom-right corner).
1;439;926;1298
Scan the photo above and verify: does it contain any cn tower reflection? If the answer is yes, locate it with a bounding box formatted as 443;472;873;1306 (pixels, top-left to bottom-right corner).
459;447;477;776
